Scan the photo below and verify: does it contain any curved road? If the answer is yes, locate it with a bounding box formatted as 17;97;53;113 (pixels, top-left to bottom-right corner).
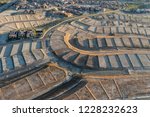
41;10;119;39
64;33;150;56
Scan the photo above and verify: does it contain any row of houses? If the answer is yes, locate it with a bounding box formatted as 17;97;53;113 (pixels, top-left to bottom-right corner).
123;9;150;14
8;30;34;41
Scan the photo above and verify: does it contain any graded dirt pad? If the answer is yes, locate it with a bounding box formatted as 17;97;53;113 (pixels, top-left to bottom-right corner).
0;64;67;100
0;40;48;77
50;13;150;72
47;13;150;100
1;11;150;100
0;14;51;34
63;75;150;100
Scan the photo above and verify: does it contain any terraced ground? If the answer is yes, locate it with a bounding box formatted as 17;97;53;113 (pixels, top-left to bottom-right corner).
1;12;150;100
0;64;67;99
46;12;150;100
64;77;150;100
0;39;50;85
50;13;150;72
0;14;51;34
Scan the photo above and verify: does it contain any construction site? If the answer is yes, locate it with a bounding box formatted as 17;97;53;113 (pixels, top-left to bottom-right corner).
0;0;150;100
